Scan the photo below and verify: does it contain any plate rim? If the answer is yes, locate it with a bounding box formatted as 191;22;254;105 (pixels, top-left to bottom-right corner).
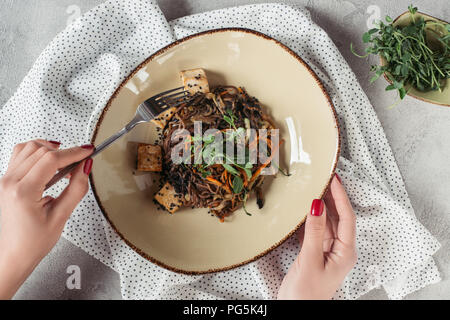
89;27;341;274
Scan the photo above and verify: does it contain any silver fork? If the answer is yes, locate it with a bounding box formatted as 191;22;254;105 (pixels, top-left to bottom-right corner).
45;86;190;191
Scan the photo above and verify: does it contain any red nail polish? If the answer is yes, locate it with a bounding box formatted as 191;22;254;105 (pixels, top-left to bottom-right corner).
335;173;342;184
81;144;94;149
48;140;61;146
310;199;324;216
84;158;93;175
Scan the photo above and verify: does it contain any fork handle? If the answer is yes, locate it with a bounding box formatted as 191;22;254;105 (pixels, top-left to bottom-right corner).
44;115;142;191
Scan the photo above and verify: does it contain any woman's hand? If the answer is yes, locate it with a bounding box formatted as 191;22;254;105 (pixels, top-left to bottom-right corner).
0;140;94;299
277;175;357;300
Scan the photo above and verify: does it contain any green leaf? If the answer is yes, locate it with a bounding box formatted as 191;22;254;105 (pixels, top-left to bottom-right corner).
223;164;239;176
223;108;237;129
393;80;403;89
232;176;244;194
191;135;202;142
223;115;233;127
401;52;411;62
370;74;379;83
385;84;396;91
399;87;407;99
350;43;369;58
408;5;417;15
401;64;409;76
244;168;252;180
362;32;371;43
385;15;393;23
201;170;211;178
203;134;214;144
385;25;393;34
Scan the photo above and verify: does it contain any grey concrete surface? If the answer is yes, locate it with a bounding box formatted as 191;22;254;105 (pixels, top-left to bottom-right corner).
0;0;449;299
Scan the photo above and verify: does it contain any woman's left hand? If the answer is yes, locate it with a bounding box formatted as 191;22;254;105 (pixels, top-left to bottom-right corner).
277;175;357;300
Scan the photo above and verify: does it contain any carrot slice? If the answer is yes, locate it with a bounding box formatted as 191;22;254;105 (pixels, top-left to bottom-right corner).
206;176;223;187
221;170;227;183
207;175;231;194
250;139;284;184
237;167;249;187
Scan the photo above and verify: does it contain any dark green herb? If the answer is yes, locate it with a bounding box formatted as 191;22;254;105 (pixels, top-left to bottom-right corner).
232;176;244;193
223;108;238;129
242;192;252;216
274;163;292;177
197;166;212;178
223;163;240;176
351;5;450;100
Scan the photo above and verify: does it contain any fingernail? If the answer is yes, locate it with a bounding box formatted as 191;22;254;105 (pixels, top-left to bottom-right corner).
335;173;342;184
81;144;94;150
84;158;93;175
310;199;324;216
48;140;61;146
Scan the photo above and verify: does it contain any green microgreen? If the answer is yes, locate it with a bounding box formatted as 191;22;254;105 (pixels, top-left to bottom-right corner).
351;5;450;100
242;191;252;216
223;108;238;129
273;163;292;176
232;176;244;194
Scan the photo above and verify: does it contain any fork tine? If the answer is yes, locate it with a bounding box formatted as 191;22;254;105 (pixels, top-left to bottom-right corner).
156;95;187;107
156;95;193;109
167;98;190;108
150;86;185;100
155;90;188;101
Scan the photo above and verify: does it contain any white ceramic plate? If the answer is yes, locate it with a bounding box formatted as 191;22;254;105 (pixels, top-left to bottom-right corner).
91;28;340;274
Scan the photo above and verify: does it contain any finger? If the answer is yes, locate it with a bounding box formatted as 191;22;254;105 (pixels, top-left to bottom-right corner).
22;144;94;188
8;140;60;172
8;143;26;167
323;189;339;236
297;225;305;246
48;158;92;227
40;195;55;207
10;143;62;181
322;216;335;253
328;174;356;247
299;218;335;253
300;199;327;268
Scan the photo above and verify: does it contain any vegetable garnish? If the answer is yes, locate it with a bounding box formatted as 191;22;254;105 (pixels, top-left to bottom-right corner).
223;108;238;130
162;85;290;220
351;5;450;101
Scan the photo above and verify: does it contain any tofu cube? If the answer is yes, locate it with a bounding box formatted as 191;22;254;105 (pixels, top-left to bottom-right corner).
180;68;210;95
151;106;176;129
154;182;183;214
137;143;162;172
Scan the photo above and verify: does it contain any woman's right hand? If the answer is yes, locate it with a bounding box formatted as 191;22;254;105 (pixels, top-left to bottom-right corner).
0;140;94;299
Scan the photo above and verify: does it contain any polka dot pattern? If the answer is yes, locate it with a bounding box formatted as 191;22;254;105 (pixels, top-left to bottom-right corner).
0;1;441;300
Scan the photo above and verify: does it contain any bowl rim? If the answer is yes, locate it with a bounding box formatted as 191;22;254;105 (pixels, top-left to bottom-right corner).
381;11;450;107
89;27;341;274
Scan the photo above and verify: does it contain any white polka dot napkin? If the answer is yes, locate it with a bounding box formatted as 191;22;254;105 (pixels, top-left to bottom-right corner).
0;0;441;300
